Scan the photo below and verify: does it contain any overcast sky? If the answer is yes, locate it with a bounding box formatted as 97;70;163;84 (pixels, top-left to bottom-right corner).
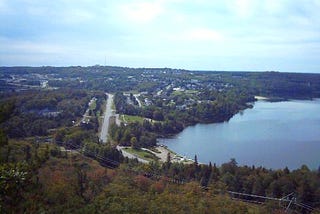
0;0;319;72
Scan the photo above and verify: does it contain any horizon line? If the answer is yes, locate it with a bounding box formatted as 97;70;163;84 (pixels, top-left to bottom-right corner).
1;65;319;74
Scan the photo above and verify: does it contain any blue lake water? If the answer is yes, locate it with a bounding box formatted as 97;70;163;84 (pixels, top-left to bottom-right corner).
159;99;320;170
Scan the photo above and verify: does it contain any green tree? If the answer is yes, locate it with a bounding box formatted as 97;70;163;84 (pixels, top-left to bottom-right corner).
152;110;164;121
221;158;238;175
24;145;31;162
75;164;89;201
0;129;8;147
0;162;32;211
297;180;313;204
130;136;138;149
252;177;265;196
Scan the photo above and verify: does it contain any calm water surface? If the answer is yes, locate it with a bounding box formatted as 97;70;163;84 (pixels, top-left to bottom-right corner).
159;99;320;169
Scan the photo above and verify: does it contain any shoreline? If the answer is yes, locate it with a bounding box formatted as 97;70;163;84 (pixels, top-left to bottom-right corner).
154;145;194;164
117;145;194;164
120;96;320;166
254;95;269;100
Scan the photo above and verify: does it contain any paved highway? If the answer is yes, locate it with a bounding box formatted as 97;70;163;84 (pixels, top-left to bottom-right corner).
100;93;114;143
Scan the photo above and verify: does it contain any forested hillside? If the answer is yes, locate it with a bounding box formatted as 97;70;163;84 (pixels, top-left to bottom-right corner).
1;139;319;213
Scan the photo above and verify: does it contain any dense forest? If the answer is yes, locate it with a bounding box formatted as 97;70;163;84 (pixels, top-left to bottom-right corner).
1;66;320;213
0;89;107;138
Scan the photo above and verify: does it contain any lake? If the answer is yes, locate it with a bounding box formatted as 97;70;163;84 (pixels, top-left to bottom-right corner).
159;99;320;170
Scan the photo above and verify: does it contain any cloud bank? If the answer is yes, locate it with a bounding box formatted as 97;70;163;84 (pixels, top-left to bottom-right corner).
0;0;319;72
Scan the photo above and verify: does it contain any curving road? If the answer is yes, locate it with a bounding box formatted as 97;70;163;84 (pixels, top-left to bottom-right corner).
133;93;142;107
100;93;114;143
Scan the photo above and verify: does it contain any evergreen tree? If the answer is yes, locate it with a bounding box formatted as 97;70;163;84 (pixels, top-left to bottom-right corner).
0;129;8;147
194;155;198;165
24;145;31;162
166;152;171;163
164;152;171;171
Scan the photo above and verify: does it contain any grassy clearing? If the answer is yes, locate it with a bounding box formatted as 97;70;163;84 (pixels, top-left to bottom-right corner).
124;90;139;94
111;101;115;110
172;90;184;96
97;100;107;129
121;115;144;123
172;90;198;96
96;110;101;118
89;99;97;110
185;89;198;94
124;147;159;162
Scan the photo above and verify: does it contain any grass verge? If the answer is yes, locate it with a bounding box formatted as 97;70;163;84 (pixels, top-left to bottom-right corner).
124;147;159;162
